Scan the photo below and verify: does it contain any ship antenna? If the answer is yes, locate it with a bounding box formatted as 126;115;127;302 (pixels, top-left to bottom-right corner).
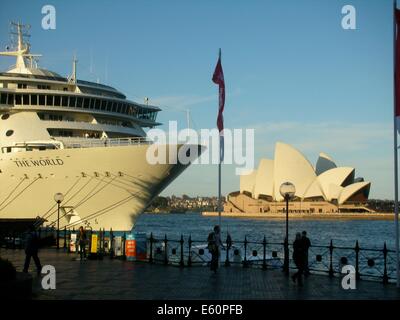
68;53;78;84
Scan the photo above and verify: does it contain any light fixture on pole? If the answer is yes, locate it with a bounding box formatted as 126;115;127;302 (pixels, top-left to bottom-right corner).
279;182;296;275
54;192;64;250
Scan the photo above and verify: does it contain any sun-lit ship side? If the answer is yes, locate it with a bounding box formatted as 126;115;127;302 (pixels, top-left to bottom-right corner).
0;22;201;231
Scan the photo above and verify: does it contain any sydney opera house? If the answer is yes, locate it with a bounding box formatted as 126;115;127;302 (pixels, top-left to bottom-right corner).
225;142;374;214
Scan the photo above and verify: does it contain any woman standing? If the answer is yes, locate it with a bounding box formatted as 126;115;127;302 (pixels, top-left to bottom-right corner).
77;226;87;260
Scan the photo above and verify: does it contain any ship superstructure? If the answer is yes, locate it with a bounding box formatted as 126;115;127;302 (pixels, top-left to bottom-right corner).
0;23;200;231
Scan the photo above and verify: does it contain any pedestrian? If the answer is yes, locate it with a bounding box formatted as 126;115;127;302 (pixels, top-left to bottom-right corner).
23;225;42;276
301;230;311;276
77;226;87;260
207;225;223;273
291;232;306;286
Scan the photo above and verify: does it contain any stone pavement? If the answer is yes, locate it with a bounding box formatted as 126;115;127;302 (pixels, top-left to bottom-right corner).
1;248;399;300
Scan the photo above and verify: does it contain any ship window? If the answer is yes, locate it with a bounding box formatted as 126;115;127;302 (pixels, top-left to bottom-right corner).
121;103;128;113
49;114;62;121
107;101;112;111
95;99;100;110
7;94;14;105
31;94;37;105
101;100;107;110
112;102;117;112
17;83;27;89
62;96;68;107
90;98;95;109
0;93;7;104
23;94;30;105
84;98;90;108
54;95;61;106
69;96;76;107
15;94;22;105
47;95;54;106
6;130;14;136
76;97;83;108
39;95;46;106
63;87;68;91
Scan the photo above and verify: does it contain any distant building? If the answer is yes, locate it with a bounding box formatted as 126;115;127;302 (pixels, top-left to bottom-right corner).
225;142;374;214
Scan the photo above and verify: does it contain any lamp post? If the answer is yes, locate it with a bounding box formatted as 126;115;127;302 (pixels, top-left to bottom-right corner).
54;192;64;249
279;182;296;276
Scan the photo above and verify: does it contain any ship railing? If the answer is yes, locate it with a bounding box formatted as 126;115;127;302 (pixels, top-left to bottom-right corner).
57;136;153;149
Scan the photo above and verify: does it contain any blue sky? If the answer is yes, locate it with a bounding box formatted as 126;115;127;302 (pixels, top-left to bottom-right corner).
0;0;396;199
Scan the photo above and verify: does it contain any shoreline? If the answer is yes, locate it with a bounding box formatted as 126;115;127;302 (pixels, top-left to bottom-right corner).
201;211;396;221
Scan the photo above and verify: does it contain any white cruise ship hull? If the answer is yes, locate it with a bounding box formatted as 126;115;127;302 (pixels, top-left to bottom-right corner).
0;144;197;231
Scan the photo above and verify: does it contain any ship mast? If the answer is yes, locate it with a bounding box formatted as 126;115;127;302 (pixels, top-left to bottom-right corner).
0;22;41;72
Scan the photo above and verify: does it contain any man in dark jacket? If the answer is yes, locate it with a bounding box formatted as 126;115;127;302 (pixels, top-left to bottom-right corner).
23;225;42;275
301;231;311;276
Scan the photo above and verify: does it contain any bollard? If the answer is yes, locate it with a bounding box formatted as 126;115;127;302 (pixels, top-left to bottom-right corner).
109;228;114;259
12;231;16;250
243;236;248;268
67;228;71;253
179;234;184;267
122;232;126;260
383;242;389;285
149;233;154;263
102;228;106;254
63;227;67;250
355;240;360;280
187;235;192;267
164;234;168;265
225;233;231;267
262;235;267;270
328;240;334;277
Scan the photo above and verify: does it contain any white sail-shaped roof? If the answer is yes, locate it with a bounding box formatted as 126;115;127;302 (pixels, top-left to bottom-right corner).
303;179;324;199
253;159;274;199
240;169;257;196
238;142;371;205
317;167;354;200
338;182;371;204
316;152;337;175
273;142;317;201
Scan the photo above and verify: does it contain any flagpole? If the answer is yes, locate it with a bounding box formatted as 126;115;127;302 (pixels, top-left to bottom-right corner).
218;48;222;228
393;0;400;288
218;139;222;227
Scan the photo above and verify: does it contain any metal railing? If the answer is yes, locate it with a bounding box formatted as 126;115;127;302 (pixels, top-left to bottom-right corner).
1;229;396;285
58;136;152;149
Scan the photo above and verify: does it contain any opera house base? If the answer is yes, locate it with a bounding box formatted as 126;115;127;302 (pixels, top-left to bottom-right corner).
202;211;395;220
202;193;394;220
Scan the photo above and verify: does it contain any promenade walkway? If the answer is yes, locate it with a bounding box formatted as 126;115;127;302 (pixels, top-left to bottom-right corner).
1;248;399;300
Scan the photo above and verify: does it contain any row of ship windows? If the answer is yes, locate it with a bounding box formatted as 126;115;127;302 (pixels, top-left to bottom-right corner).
0;92;157;121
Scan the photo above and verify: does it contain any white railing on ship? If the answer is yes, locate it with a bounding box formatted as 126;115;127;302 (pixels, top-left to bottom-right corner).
58;137;152;149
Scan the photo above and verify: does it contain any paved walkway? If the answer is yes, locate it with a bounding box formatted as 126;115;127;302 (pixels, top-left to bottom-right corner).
1;248;399;300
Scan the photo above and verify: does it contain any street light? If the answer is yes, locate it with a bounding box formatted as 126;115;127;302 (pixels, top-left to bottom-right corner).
280;182;296;275
54;192;64;249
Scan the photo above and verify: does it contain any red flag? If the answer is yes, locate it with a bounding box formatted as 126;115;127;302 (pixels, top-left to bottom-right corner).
396;9;400;117
212;50;225;132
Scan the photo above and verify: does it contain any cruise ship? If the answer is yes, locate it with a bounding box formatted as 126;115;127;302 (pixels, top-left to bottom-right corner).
0;23;202;231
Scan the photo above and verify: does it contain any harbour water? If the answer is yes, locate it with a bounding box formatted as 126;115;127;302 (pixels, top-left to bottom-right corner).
134;212;398;250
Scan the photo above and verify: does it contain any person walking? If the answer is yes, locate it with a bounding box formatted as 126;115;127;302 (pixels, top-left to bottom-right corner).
77;226;87;260
23;225;42;276
301;230;311;276
207;225;224;273
291;232;306;286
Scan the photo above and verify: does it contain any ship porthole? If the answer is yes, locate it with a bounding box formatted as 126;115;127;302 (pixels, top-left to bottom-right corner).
1;114;10;120
6;130;14;137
